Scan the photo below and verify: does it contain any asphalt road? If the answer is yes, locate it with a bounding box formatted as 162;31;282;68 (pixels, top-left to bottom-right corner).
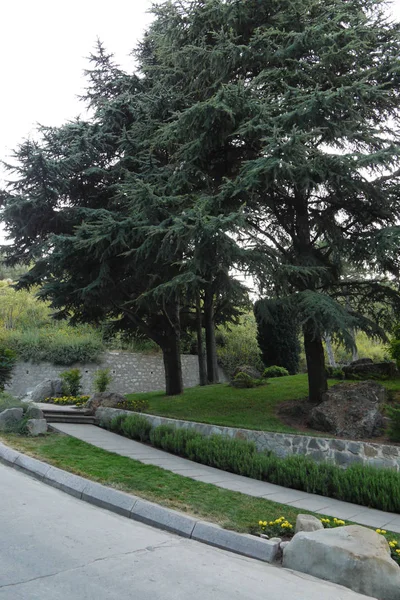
0;463;372;600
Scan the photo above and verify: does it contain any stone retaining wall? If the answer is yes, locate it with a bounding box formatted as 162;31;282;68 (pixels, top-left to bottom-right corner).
7;352;226;397
96;407;400;471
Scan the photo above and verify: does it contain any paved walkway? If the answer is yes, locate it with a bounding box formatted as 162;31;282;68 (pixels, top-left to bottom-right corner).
53;423;400;534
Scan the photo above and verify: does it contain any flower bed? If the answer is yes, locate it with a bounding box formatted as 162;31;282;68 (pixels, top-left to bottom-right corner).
43;395;90;407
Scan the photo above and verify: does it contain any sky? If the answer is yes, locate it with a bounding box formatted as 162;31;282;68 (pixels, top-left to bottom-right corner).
0;0;154;183
1;0;400;183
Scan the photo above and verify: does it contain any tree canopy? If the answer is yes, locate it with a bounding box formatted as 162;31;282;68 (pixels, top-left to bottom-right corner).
2;0;400;402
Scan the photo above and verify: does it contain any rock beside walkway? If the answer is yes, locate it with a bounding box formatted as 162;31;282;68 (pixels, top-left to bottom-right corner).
295;514;323;534
0;408;23;431
86;392;127;413
27;419;48;436
283;525;400;600
26;405;44;420
31;379;63;403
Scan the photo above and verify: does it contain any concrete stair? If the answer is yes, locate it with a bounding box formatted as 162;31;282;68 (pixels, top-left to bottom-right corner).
43;409;96;425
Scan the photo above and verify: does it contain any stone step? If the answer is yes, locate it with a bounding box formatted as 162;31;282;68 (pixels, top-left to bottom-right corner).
45;415;96;424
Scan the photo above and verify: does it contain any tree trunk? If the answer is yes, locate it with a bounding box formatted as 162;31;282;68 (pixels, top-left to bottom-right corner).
162;334;183;396
304;326;328;404
204;288;219;384
195;293;207;386
324;335;336;367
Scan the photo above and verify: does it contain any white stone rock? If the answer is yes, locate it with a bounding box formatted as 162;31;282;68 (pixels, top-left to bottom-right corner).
280;541;291;551
26;405;44;420
283;525;400;600
295;514;324;534
27;419;48;436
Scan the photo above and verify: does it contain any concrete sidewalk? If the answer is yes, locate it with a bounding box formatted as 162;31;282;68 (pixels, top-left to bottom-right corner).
53;423;400;533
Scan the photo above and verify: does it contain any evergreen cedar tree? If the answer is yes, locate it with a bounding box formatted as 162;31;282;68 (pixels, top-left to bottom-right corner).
1;0;400;402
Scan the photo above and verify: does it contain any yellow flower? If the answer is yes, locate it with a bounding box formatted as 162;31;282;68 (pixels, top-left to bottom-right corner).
391;540;398;546
381;530;387;535
376;529;382;534
263;521;267;527
390;542;396;548
396;549;400;555
258;520;263;526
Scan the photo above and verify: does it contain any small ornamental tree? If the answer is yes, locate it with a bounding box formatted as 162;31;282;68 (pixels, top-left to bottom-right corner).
0;346;17;391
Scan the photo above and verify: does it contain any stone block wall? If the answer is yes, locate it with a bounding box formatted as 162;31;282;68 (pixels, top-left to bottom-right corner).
6;352;226;397
96;407;400;471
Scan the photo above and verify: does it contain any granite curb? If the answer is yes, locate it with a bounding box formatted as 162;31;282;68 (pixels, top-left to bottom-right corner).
0;441;278;563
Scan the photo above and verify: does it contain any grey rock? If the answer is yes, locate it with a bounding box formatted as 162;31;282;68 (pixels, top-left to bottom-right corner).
280;541;291;551
26;405;44;419
0;408;23;431
86;392;127;413
309;381;386;439
31;379;63;402
343;359;397;379
295;514;324;534
283;525;400;600
192;521;280;562
27;419;48;436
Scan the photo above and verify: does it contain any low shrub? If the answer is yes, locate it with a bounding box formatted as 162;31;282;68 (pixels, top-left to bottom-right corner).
386;406;400;442
60;368;82;397
116;398;150;413
109;414;127;433
231;372;257;388
1;326;104;365
326;366;345;380
263;365;289;378
102;415;400;513
121;414;152;443
93;368;112;393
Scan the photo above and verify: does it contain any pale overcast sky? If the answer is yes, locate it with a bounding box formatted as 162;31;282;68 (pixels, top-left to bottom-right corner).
1;0;400;184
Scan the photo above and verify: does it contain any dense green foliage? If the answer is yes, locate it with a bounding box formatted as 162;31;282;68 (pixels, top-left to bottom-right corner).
216;313;264;377
0;346;17;391
60;369;82;397
114;398;150;413
255;300;300;375
2;0;400;402
93;368;112;393
0;393;25;412
386;405;400;443
106;415;400;513
263;366;290;378
389;325;400;368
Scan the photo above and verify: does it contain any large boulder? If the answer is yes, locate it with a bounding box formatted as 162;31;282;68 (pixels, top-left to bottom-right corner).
343;358;397;379
31;379;63;403
232;365;262;380
25;405;44;420
283;525;400;600
308;381;385;438
0;408;23;431
86;392;127;413
27;419;48;436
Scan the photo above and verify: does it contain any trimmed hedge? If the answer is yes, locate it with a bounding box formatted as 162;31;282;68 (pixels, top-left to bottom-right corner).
103;414;400;513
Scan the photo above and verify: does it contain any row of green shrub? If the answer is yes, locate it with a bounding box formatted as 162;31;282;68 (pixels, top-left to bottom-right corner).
0;327;104;365
104;413;400;513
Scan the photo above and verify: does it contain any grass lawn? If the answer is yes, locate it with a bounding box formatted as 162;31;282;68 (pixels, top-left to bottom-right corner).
127;374;337;432
127;374;400;433
2;432;400;550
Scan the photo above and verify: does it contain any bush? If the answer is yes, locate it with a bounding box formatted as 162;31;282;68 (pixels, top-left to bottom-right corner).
216;313;264;377
0;346;17;391
93;368;112;393
231;372;257;388
263;365;289;378
102;416;400;513
386;406;400;442
108;414;127;433
121;414;152;443
60;369;82;397
115;397;150;413
1;326;104;365
326;366;345;380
